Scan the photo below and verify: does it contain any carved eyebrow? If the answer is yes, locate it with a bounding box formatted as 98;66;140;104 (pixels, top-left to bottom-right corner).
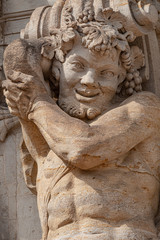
68;55;88;65
68;55;119;73
97;65;119;73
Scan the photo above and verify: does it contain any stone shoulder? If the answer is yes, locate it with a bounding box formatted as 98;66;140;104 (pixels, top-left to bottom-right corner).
121;91;160;109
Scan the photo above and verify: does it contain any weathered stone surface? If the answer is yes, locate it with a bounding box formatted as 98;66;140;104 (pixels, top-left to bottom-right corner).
2;0;160;240
0;128;42;240
0;1;50;239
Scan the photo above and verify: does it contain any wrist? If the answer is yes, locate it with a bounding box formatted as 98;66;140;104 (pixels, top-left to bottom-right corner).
28;94;56;120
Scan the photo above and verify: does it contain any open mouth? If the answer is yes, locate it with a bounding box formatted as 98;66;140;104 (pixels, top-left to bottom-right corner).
75;89;100;98
75;89;100;102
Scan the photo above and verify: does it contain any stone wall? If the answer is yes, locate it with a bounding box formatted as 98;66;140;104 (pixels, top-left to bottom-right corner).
0;128;42;240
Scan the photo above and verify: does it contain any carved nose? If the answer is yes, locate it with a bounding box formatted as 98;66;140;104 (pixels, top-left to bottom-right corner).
80;70;97;88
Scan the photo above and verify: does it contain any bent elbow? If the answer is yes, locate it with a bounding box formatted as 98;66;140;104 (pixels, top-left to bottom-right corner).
67;151;105;170
56;142;105;170
65;150;91;170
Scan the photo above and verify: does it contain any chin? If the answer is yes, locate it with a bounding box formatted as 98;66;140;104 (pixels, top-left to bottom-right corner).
58;96;102;120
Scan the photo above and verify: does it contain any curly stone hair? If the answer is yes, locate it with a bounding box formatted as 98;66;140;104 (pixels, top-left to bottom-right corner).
43;2;144;98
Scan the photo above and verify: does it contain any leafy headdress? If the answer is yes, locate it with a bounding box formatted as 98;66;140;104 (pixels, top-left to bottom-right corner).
35;0;145;97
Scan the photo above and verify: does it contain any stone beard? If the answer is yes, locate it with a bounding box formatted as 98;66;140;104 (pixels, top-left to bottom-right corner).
58;96;101;120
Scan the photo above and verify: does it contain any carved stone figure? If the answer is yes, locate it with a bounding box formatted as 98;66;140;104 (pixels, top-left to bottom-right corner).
0;71;19;142
2;0;160;239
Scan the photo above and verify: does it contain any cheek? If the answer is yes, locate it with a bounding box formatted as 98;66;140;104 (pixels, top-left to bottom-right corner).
99;76;119;92
62;69;80;87
103;88;116;101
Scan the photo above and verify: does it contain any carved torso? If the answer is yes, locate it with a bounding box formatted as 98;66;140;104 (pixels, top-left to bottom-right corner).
2;1;160;240
35;124;160;240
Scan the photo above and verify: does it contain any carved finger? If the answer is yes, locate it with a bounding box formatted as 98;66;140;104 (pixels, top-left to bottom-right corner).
2;79;11;90
5;98;18;109
8;72;47;92
2;81;21;97
7;106;20;117
16;84;30;91
8;82;30;92
7;70;25;82
3;90;18;102
6;76;45;95
7;71;34;83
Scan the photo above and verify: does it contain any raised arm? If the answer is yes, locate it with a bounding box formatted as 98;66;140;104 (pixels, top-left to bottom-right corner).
3;71;160;169
28;91;160;169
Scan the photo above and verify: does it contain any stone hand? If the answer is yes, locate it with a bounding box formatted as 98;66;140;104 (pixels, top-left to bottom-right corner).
2;71;48;120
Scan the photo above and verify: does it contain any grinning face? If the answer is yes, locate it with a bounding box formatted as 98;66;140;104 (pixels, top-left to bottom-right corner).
58;38;121;120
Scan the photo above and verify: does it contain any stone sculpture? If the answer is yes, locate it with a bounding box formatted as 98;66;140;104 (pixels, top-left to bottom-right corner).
0;71;19;142
2;0;160;239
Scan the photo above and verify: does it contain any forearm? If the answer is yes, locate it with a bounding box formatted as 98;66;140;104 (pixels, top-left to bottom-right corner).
20;119;50;162
28;97;91;154
28;94;157;169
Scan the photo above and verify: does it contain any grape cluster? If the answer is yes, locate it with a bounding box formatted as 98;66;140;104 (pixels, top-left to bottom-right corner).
77;9;94;23
77;0;94;23
64;6;74;26
120;68;142;96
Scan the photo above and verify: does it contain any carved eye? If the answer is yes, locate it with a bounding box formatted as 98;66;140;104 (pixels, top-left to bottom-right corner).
72;61;84;71
100;70;114;78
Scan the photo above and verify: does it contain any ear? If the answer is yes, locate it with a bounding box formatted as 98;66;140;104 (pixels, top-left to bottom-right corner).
51;60;62;81
49;61;61;98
